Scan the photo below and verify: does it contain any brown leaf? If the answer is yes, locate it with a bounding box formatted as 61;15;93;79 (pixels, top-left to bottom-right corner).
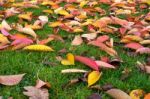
106;88;131;99
87;93;102;99
0;74;25;86
35;79;51;89
23;86;49;99
137;61;150;74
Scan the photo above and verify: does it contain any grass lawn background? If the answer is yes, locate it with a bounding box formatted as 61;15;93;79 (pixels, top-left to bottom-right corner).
0;1;150;99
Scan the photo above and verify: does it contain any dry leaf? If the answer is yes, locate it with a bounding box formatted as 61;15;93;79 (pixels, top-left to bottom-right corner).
0;74;25;86
23;86;49;99
106;88;131;99
95;61;115;69
61;69;88;73
87;93;102;99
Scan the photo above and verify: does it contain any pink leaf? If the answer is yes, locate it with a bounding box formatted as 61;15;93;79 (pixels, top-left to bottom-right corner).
75;55;99;71
11;38;33;46
136;47;150;54
35;79;47;89
124;42;143;50
0;74;25;86
0;45;9;50
95;61;115;69
97;35;110;43
71;35;83;46
0;28;11;37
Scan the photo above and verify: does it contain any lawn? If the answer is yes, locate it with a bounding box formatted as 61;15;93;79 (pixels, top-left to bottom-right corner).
0;0;150;99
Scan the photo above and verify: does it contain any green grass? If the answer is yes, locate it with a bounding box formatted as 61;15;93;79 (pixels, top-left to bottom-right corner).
0;1;150;99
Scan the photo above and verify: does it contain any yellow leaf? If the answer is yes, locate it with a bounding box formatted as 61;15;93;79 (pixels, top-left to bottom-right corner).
23;45;54;52
54;7;70;16
88;71;102;87
130;89;144;99
61;53;75;65
0;34;10;45
49;21;62;27
123;35;143;42
79;1;88;7
18;12;32;21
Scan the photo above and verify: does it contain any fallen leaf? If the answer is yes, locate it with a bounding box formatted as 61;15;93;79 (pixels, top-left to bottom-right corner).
61;53;75;65
95;60;115;69
130;89;144;99
136;47;150;54
71;35;83;46
106;88;131;99
23;86;49;99
35;79;51;89
88;71;102;87
0;74;25;86
75;55;99;71
61;69;88;73
23;45;54;52
124;43;143;50
144;93;150;99
87;93;102;99
137;61;150;74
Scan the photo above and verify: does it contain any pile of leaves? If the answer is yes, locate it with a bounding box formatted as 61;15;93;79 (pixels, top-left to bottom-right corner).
0;0;150;98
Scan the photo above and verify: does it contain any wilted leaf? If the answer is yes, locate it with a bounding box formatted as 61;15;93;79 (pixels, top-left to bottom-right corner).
0;74;25;86
88;71;102;87
106;88;131;99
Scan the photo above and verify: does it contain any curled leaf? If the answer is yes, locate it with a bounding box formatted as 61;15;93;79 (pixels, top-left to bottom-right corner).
88;71;102;87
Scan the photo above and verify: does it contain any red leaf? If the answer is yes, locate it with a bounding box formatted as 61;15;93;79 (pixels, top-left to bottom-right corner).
75;55;99;71
124;42;143;50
